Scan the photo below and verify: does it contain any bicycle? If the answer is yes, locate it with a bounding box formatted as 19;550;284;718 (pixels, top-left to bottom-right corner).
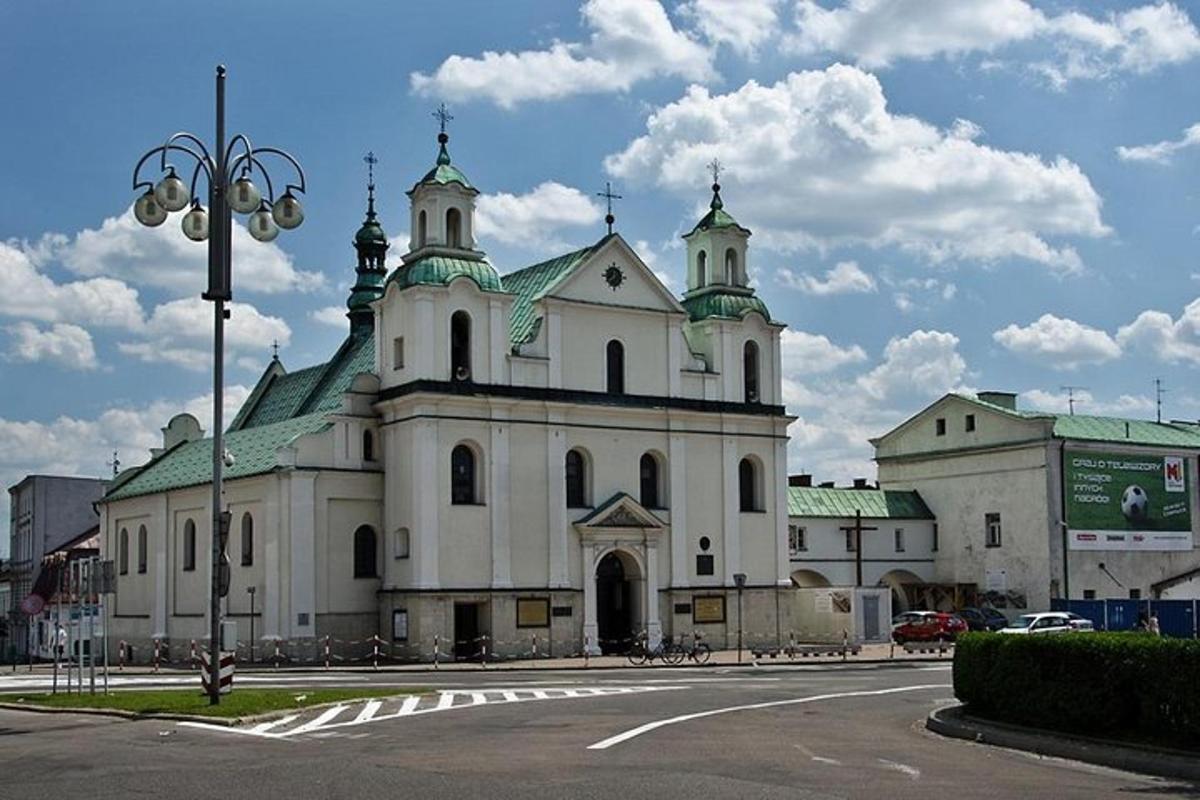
626;632;674;666
675;632;711;664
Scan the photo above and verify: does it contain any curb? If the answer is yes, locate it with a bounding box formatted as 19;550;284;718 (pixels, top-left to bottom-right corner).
926;704;1200;782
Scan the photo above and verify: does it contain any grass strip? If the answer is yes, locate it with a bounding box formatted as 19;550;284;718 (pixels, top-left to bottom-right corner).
0;687;425;719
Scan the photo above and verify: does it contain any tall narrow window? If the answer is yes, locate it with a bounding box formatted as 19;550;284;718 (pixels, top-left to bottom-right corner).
137;525;147;574
446;207;462;248
697;250;708;286
417;210;427;247
788;525;807;554
894;527;905;553
985;512;1002;547
183;519;196;572
363;429;375;462
393;337;404;370
606;339;625;394
451;311;471;381
743;340;760;403
118;528;129;575
725;248;738;284
241;513;254;567
640;453;660;508
353;525;378;579
565;449;588;508
738;458;758;512
451;444;477;505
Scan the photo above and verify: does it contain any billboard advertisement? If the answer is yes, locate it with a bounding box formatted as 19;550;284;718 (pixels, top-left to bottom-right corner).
1065;450;1193;551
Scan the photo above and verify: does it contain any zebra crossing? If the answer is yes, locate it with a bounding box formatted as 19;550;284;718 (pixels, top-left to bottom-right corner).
179;685;685;740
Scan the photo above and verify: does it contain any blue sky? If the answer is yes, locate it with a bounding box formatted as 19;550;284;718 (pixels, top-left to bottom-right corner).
3;0;1200;551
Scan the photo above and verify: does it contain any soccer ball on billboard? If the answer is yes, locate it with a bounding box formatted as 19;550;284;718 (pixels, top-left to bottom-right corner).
1120;484;1150;523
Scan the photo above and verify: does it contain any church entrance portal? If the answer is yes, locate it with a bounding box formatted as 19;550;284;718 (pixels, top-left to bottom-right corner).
596;552;634;654
454;602;484;661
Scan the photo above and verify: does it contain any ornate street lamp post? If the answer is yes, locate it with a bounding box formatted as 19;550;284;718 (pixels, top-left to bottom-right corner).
130;65;305;704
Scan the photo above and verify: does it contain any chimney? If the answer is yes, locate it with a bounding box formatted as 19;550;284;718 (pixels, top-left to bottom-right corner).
789;474;813;487
818;481;836;489
853;478;870;489
977;391;1017;411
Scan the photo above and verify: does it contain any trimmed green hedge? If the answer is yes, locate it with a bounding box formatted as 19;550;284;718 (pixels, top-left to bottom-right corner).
954;632;1200;745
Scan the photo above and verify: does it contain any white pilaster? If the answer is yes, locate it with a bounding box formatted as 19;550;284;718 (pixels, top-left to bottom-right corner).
414;295;435;379
152;494;168;638
645;542;662;648
414;418;440;589
263;474;281;639
722;433;741;581
582;544;599;655
546;423;569;587
488;298;505;384
547;309;563;389
774;436;791;586
667;328;681;397
489;415;512;588
288;472;316;639
668;432;688;588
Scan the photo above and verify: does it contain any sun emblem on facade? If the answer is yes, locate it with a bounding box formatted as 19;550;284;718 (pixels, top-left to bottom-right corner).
603;263;624;290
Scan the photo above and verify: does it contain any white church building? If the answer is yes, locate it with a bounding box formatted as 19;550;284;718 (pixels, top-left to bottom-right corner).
100;127;798;661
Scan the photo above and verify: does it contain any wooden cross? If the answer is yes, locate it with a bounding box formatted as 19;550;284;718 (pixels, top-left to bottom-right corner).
839;510;878;587
433;103;454;134
597;181;622;235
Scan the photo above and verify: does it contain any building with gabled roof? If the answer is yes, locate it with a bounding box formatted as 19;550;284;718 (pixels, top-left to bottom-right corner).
871;391;1200;612
99;127;795;661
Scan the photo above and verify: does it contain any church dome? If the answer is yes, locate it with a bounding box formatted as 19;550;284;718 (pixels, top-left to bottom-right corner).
355;218;387;245
413;133;474;192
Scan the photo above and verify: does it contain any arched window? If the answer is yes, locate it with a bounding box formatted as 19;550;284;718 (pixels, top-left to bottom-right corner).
640;453;661;509
417;210;427;247
451;310;471;381
451;444;478;505
240;513;254;567
606;339;625;394
183;519;196;571
743;340;760;403
363;429;375;462
137;525;147;574
697;250;708;286
446;207;462;248
353;525;378;579
738;458;759;512
565;448;588;508
118;528;129;575
725;248;738;284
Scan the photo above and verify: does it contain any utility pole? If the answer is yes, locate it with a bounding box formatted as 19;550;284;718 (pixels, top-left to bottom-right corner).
1155;378;1167;424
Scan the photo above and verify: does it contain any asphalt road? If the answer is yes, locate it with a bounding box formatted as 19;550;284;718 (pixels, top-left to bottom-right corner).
2;663;1195;799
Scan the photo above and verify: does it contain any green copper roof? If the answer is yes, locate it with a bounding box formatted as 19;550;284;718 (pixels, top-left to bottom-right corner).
681;289;771;322
232;330;375;431
688;185;748;235
387;255;503;293
415;140;473;191
787;487;935;520
105;413;331;502
501;239;604;345
355;219;387;245
951;393;1200;448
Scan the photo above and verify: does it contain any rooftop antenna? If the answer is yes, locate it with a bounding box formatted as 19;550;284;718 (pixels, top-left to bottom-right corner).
105;451;120;478
1060;385;1087;416
1155;377;1167;424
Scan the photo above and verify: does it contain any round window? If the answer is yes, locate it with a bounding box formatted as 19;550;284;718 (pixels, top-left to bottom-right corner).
699;536;711;552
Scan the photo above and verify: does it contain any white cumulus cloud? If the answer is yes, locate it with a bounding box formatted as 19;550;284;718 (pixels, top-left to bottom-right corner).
681;0;781;56
1116;298;1200;364
118;297;290;372
310;306;348;328
856;330;967;400
0;241;144;330
605;65;1107;273
411;0;711;108
777;260;876;295
476;182;604;250
993;313;1122;370
1117;122;1200;164
6;322;98;370
780;329;868;374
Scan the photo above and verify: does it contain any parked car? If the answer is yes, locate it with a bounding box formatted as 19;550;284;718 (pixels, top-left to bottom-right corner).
891;611;935;630
892;612;968;644
999;611;1092;635
956;607;1009;632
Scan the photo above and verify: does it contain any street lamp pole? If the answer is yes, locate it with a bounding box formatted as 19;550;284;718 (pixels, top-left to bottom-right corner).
247;586;256;663
131;65;306;704
733;572;747;664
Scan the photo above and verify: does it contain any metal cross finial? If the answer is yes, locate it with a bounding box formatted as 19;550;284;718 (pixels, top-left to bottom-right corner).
597;181;622;235
363;151;378;186
271;339;279;360
433;103;454;134
708;158;722;186
106;451;120;478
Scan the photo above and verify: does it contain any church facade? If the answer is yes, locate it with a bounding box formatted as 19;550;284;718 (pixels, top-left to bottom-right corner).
100;129;794;661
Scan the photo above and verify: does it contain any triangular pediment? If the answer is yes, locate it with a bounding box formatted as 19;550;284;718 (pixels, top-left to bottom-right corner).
575;492;664;530
546;235;685;315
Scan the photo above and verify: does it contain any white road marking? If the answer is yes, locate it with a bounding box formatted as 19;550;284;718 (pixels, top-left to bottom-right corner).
587;684;950;750
878;759;921;780
793;743;841;766
179;685;687;740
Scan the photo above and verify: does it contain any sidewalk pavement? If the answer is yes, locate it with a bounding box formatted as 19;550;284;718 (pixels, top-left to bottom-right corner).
927;705;1200;782
1;642;952;676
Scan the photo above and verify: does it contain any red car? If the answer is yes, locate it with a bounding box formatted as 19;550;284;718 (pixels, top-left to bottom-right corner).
892;612;968;644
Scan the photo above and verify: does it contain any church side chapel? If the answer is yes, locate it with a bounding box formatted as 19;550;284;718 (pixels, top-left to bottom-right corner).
100;113;795;661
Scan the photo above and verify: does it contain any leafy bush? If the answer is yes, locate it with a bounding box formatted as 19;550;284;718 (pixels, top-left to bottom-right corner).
954;632;1200;745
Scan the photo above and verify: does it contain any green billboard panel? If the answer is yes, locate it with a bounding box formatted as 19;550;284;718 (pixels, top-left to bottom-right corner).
1065;450;1192;551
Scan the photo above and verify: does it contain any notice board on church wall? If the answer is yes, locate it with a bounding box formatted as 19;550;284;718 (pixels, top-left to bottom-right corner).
516;598;550;628
692;595;726;624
